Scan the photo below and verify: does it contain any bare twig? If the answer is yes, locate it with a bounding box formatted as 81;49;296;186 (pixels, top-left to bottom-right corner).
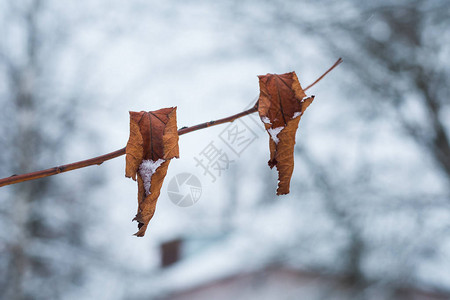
0;58;342;187
303;58;343;91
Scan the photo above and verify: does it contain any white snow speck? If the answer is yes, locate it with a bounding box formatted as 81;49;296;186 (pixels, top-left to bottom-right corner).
139;158;165;195
292;111;302;119
267;127;284;144
261;116;271;124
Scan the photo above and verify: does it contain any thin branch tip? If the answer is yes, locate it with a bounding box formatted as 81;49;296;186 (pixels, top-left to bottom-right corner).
304;58;343;91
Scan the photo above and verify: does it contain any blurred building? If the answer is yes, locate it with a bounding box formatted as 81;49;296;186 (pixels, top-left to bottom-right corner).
155;237;450;300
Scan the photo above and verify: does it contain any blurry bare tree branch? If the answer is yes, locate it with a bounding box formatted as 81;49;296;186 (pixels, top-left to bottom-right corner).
218;0;450;299
312;0;450;183
0;1;98;299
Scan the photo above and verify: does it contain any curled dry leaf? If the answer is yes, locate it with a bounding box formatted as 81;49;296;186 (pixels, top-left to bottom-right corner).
125;107;179;237
257;72;314;195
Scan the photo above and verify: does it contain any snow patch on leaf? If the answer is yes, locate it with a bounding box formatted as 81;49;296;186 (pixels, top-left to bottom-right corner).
292;111;302;119
267;127;284;144
139;158;165;195
261;116;271;124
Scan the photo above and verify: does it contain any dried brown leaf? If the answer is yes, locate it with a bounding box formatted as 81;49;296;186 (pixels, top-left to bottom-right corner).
257;72;314;195
125;107;179;237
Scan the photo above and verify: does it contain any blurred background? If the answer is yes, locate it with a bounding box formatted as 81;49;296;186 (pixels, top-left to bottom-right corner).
0;0;449;299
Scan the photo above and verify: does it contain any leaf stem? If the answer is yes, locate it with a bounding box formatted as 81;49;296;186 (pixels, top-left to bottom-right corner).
0;58;342;187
